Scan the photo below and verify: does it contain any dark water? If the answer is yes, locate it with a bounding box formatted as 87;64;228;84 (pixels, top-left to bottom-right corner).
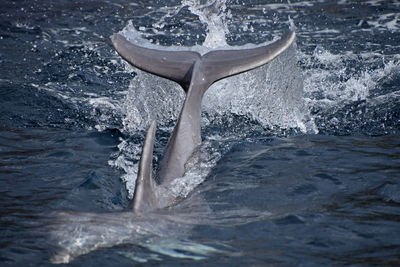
1;0;400;266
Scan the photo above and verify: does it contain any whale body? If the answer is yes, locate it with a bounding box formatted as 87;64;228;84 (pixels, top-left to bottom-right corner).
48;30;296;264
110;30;296;213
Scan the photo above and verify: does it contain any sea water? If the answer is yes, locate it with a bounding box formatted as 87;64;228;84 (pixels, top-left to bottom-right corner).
0;0;399;266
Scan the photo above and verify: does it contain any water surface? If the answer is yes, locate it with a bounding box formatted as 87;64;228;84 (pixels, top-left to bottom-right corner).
1;0;399;266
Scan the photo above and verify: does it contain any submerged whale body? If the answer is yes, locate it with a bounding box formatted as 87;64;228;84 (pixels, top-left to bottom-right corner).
110;30;296;213
49;30;296;264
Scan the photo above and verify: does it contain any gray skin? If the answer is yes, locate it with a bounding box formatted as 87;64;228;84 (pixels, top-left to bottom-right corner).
110;30;296;213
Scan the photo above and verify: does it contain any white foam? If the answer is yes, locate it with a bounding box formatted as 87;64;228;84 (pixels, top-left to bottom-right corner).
301;45;400;118
182;0;230;49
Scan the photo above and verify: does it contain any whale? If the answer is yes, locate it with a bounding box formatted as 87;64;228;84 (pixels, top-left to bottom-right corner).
47;30;296;263
110;30;296;213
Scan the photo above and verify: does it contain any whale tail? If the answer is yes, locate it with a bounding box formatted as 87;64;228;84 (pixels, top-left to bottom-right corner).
111;30;295;92
111;30;296;212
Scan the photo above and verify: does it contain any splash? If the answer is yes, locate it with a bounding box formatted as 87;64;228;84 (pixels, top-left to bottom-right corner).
202;42;315;133
301;46;400;108
182;0;230;48
300;45;400;135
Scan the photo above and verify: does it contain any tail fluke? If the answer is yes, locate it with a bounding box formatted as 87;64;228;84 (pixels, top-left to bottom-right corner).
111;31;295;91
132;121;158;213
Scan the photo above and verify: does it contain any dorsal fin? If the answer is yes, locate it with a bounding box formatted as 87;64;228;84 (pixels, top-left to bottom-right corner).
132;121;158;213
111;34;200;91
